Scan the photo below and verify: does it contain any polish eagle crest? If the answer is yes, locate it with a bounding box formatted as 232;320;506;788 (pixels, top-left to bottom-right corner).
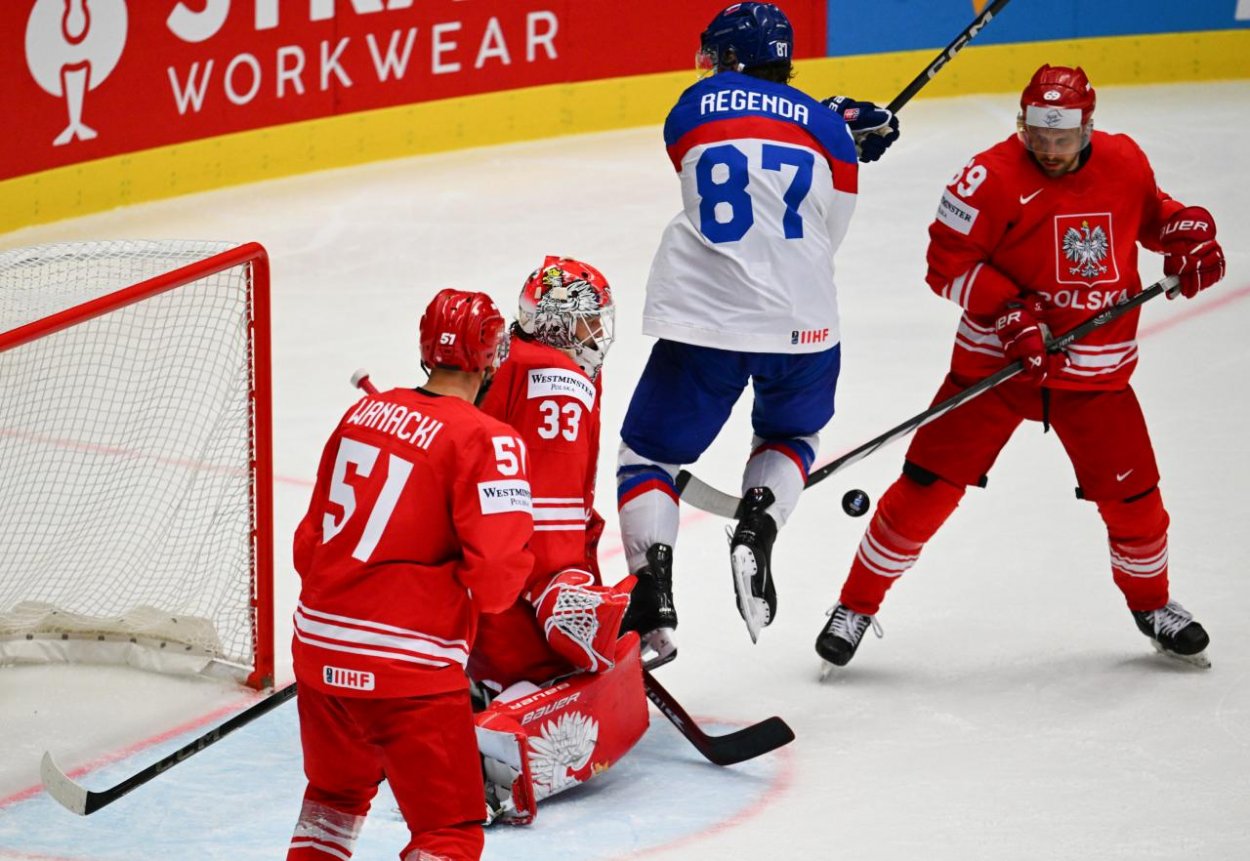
1062;220;1110;279
527;710;599;800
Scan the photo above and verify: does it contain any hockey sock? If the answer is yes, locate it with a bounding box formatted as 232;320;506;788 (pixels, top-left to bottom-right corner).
838;473;965;615
741;434;817;528
616;443;680;573
288;798;365;859
1097;489;1171;612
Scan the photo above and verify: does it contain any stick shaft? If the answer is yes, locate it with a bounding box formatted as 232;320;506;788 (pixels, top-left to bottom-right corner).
677;275;1180;515
43;683;298;815
886;0;1014;114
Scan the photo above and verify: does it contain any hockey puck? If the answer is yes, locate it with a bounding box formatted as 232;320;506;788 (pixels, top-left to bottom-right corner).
841;488;871;518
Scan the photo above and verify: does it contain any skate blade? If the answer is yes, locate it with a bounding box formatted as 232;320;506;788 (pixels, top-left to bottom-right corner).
640;628;678;670
1151;640;1212;669
819;661;837;681
731;547;770;644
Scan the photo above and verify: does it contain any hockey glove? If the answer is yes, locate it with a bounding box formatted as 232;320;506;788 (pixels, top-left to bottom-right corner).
994;297;1066;384
533;569;634;673
823;96;900;163
1161;206;1225;299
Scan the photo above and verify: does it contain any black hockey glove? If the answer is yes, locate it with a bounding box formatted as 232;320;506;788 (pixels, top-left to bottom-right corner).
823;96;900;163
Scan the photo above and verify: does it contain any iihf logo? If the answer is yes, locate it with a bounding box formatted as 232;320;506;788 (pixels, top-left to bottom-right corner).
25;0;129;146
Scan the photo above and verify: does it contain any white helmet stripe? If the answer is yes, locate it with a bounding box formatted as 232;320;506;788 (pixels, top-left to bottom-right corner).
1024;104;1083;129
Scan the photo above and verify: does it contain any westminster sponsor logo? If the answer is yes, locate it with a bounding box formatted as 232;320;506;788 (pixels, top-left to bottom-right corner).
527;368;595;409
937;189;978;235
478;479;533;515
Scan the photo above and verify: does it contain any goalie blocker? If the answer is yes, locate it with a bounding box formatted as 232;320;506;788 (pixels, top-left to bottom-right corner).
475;634;648;825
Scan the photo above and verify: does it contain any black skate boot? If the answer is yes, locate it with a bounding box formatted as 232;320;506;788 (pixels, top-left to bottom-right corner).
815;603;881;673
620;543;677;668
729;487;778;643
1131;600;1211;668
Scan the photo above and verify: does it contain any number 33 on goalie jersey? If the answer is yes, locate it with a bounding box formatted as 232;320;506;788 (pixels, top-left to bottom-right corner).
643;71;860;355
478;336;603;593
292;387;534;698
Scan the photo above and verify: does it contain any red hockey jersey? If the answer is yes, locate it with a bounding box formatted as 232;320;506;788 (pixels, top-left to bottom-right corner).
292;387;533;698
479;336;603;594
926;131;1185;390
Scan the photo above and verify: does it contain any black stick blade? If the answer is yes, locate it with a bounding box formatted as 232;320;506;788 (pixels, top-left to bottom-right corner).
698;716;795;767
643;670;795;766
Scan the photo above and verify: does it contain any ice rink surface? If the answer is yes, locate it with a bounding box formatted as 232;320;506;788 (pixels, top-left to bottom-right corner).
1;79;1248;859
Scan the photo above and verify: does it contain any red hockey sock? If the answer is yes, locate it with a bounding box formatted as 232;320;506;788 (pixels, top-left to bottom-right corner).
838;474;964;615
1097;490;1171;612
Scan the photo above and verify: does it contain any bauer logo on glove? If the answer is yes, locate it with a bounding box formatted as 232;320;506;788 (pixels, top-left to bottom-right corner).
1160;206;1225;299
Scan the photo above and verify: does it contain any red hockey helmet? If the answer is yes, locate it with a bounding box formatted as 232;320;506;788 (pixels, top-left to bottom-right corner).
517;256;615;379
1018;64;1096;159
418;288;506;374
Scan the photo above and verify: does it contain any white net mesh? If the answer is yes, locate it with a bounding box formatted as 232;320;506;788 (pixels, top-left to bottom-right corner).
547;585;602;649
0;240;266;682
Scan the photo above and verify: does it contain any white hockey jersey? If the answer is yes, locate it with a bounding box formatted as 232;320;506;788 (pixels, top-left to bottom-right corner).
643;71;859;354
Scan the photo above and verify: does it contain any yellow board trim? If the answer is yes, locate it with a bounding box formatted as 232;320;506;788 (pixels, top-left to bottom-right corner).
4;29;1247;235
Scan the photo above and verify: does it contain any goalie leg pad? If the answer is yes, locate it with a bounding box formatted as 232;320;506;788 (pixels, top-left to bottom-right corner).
474;634;649;821
533;569;635;673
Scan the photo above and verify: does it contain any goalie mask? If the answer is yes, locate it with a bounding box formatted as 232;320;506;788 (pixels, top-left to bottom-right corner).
517;256;615;379
1017;64;1096;176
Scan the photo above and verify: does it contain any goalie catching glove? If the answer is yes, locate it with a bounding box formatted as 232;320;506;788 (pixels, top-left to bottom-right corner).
1160;206;1225;299
532;569;634;673
823;95;900;163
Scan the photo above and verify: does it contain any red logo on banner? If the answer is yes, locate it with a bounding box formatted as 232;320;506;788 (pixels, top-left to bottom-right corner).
26;0;129;147
1054;212;1119;287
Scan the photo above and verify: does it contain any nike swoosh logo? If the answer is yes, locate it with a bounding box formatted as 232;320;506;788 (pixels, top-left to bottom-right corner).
1020;188;1043;205
1116;469;1134;482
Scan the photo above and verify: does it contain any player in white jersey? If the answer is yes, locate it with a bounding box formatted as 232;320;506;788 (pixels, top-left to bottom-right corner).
616;2;900;662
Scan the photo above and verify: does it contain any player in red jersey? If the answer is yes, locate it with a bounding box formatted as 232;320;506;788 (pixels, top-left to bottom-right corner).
468;257;646;825
815;65;1225;671
287;289;533;861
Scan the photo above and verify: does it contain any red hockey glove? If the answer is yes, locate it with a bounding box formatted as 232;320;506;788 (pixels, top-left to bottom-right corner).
533;569;634;673
1161;206;1225;299
994;297;1066;384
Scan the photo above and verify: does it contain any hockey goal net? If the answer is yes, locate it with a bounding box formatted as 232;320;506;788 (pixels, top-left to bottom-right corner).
0;240;273;689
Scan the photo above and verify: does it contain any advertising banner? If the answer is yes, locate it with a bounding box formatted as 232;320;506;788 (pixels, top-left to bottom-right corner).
827;0;1250;57
2;0;827;183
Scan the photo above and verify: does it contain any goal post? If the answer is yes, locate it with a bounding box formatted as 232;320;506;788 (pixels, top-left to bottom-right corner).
0;240;274;690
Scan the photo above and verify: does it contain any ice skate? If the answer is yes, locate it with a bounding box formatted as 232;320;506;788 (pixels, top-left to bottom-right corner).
816;603;882;678
620;543;678;669
1131;600;1211;669
729;487;778;643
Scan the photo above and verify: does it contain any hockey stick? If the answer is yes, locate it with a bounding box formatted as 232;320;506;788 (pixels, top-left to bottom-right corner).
41;683;297;815
678;275;1183;518
643;670;794;766
885;0;1014;114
